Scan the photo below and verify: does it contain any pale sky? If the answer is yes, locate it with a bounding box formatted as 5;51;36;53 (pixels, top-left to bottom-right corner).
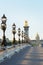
0;0;43;40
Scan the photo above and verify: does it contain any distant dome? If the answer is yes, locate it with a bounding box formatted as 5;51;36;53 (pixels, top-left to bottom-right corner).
24;20;28;26
35;33;40;40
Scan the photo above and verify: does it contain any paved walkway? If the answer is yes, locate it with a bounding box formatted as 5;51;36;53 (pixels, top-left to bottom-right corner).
20;47;43;65
0;46;43;65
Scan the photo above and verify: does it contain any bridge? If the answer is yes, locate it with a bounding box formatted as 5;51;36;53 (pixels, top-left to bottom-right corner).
0;44;43;65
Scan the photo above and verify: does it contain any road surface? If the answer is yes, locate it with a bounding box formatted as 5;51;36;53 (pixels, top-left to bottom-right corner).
0;46;43;65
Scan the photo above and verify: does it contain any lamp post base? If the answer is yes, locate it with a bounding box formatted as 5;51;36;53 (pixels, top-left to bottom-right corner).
1;35;6;46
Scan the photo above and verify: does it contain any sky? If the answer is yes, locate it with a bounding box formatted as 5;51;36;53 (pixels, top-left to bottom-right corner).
0;0;43;40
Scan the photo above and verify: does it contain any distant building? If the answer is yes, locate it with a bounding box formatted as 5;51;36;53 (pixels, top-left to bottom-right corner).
35;33;40;40
30;33;43;46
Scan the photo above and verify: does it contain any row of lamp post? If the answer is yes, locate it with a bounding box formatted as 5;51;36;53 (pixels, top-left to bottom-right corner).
1;14;29;48
12;23;21;45
0;14;23;47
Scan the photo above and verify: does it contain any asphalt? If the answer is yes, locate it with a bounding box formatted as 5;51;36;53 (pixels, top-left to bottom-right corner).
0;46;43;65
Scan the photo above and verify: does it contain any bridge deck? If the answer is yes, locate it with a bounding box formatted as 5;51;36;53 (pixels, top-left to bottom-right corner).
0;46;43;65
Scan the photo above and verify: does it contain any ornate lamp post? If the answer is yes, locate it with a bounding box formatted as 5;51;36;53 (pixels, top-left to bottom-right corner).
12;23;16;45
22;31;24;43
1;14;7;47
18;28;21;44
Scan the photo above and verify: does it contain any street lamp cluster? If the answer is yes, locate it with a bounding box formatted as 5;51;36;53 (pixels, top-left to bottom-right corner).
1;14;29;47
